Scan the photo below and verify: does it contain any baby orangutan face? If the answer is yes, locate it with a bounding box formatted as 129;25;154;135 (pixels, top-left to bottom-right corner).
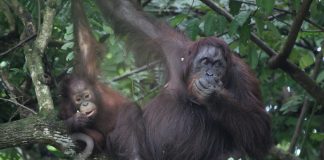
69;79;98;119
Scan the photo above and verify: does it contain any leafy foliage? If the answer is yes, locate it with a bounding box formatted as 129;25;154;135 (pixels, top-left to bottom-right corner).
0;0;323;159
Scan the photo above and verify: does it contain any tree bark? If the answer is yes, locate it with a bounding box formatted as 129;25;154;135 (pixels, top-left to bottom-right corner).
0;115;77;156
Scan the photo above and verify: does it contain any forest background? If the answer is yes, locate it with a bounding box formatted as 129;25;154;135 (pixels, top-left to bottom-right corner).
0;0;323;159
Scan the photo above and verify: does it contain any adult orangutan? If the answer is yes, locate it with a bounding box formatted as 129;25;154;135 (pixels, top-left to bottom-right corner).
95;0;272;159
58;0;145;159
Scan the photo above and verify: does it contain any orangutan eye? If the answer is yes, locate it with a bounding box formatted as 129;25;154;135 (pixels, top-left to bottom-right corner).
74;95;82;104
201;58;209;65
214;60;222;67
84;93;90;99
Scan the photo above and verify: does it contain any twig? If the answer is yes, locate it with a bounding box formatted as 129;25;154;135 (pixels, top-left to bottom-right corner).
0;98;37;115
8;109;20;122
288;47;323;153
0;34;37;57
135;84;161;102
305;18;324;32
270;147;301;160
111;60;161;82
269;0;313;68
299;101;317;155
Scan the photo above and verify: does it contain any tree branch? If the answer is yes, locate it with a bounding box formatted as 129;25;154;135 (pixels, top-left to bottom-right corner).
268;0;313;68
0;115;76;157
200;0;324;107
7;0;59;114
288;45;323;153
0;98;37;115
0;34;37;57
270;147;301;160
305;18;324;32
111;60;161;82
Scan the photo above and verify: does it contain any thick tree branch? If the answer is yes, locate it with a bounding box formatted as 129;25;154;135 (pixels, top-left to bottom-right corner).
7;0;59;114
200;0;324;107
0;115;112;159
268;0;313;68
0;115;76;156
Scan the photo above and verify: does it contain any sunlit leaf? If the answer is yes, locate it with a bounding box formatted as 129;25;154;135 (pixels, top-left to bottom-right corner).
280;95;303;114
66;51;74;61
170;14;187;27
234;11;252;26
46;145;58;152
0;61;8;68
310;132;324;141
299;53;315;69
316;71;324;83
103;25;114;34
61;42;74;50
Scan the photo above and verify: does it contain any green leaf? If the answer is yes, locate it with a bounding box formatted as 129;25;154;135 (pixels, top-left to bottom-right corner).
0;61;8;68
310;132;324;141
170;14;187;27
292;0;301;11
229;20;240;35
316;71;324;83
66;51;74;61
203;12;217;36
229;0;242;15
280;95;303;114
234;11;252;26
65;24;73;34
238;22;251;43
249;51;259;69
64;33;74;41
103;25;113;34
288;49;301;64
186;19;201;40
299;53;315;69
254;16;265;35
229;11;252;36
46;145;58;152
215;16;228;33
64;24;74;41
46;145;65;158
61;41;74;50
256;0;275;15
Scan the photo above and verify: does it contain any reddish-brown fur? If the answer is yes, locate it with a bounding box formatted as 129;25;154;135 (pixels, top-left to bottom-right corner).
96;0;272;159
58;0;145;159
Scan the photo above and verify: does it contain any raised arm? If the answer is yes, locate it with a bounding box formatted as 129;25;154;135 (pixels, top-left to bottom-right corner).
73;0;104;80
95;0;191;85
